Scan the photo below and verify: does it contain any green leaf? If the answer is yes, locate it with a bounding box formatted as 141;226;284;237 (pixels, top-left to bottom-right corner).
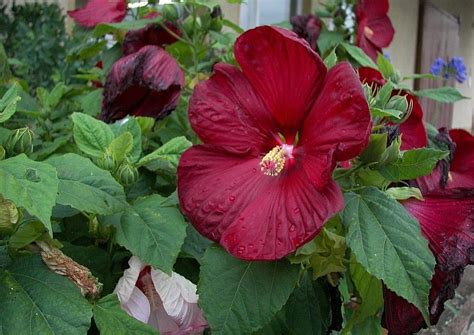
402;73;439;81
342;187;435;323
46;82;68;109
110;117;142;163
93;294;156;335
47;154;126;215
222;18;244;33
374;81;394;108
359;133;387;164
138;136;192;172
414;87;469;103
92;18;161;37
0;155;58;234
324;48;338;68
376;53;394;80
0;255;92;334
318;31;344;56
199;245;299;334
72;112;115;158
9;221;47;249
385;187;423;201
370;107;403;119
102;43;123;74
284;274;331;334
108;132;133;163
78;89;102;116
340;43;377;68
112;194;187;274
0;85;21;123
379;148;448;181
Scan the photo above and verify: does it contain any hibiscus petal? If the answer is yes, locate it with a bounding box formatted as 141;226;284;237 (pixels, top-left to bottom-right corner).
147;299;180;334
234;25;327;135
358;66;386;87
188;63;277;155
366;16;395;48
178;145;269;242
114;256;144;303
356;0;389;18
382;196;474;334
101;45;184;123
151;269;207;332
121;286;151;324
221;174;343;260
67;0;127;28
299;62;371;186
399;93;427;150
448;129;474;188
123;23;179;55
356;32;381;61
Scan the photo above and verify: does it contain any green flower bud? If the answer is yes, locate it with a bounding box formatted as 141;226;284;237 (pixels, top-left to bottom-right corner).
88;216;99;235
182;16;195;37
209;18;223;32
161;4;179;21
96;152;117;171
0;145;5;160
7;127;34;155
0;196;19;235
116;163;139;186
386;95;409;114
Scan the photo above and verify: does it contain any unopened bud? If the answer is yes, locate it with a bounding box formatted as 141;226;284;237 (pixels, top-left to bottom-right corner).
36;241;102;298
161;4;179;21
7;127;34;155
0;196;19;235
116;163;139;186
386;95;409;114
96;152;117;171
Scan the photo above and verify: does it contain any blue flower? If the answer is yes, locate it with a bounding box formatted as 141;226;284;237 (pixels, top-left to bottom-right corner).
430;57;446;76
449;57;468;83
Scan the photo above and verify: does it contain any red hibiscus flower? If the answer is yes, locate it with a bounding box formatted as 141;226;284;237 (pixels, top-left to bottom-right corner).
290;14;323;51
358;67;427;150
382;195;474;334
68;0;127;28
123;12;180;56
355;0;395;61
177;26;371;260
416;129;474;194
100;45;184;123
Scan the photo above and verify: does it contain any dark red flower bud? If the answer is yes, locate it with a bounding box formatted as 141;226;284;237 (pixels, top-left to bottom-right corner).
290;14;322;51
100;45;184;123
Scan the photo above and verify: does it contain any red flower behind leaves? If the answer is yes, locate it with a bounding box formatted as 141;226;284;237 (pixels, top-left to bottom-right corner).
123;12;180;56
100;45;184;123
67;0;127;28
355;0;395;61
177;26;371;260
357;67;427;150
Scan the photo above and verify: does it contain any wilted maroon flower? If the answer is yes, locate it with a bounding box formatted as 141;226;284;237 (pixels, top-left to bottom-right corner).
123;12;180;56
178;26;371;260
100;45;184;123
68;0;127;28
290;14;322;51
355;0;395;61
383;195;474;334
358;67;427;150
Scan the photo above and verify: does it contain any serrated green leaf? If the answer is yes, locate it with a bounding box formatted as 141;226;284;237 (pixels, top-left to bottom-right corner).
72;112;114;158
107;132;133;163
285;274;331;334
370;107;403;119
379;148;448;181
0;85;21;123
110;117;142;163
112;194;187;274
0;154;58;235
340;43;377;68
414;87;469;103
47;154;126;215
78;89;102;116
376;53;394;79
342;188;435;323
93;294;156;335
0;255;92;334
8;220;47;249
92;18;161;37
374;81;394;108
138;136;191;172
199;245;299;334
318;31;344;56
46;83;68;109
324;48;338;68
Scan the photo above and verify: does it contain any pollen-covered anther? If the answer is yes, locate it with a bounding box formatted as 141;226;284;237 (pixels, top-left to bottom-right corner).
260;146;287;176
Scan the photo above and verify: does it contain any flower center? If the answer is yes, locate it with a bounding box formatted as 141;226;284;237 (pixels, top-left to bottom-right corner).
260;145;293;177
364;26;374;39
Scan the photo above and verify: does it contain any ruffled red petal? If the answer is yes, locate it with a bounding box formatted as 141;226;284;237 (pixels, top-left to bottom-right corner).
356;0;389;18
67;0;127;28
358;66;386;87
366;16;395;48
299;62;371;187
123;23;179;56
382;195;474;334
177;145;344;260
100;45;184;123
234;26;327;136
356;26;381;61
399;93;427;150
448;129;474;189
188;63;277;155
